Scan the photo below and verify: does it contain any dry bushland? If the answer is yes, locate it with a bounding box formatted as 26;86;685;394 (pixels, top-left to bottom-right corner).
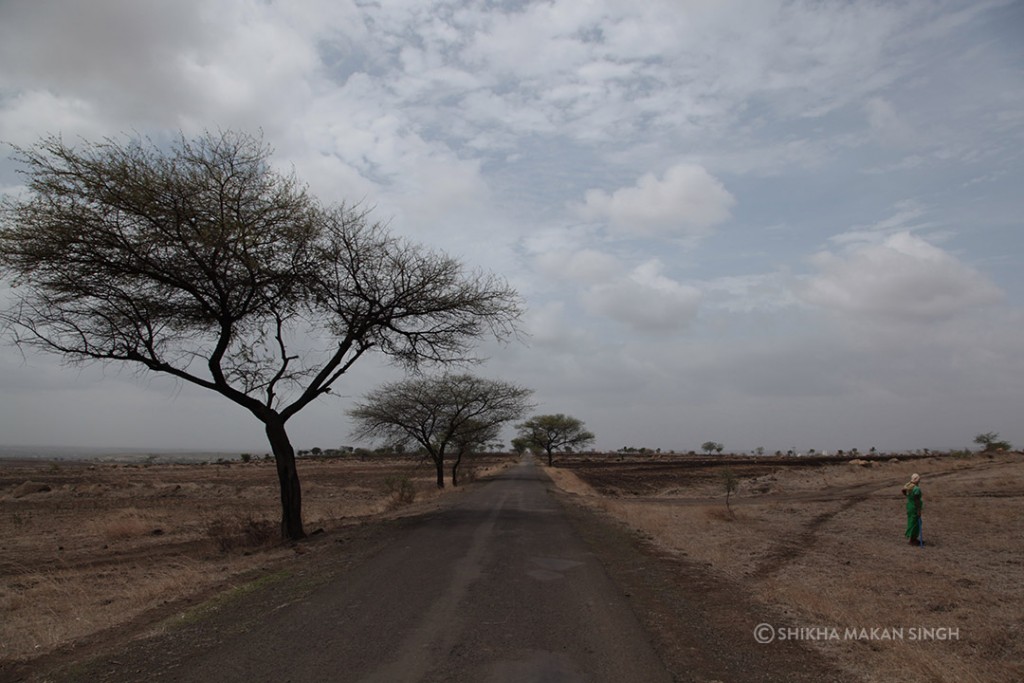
548;452;1024;683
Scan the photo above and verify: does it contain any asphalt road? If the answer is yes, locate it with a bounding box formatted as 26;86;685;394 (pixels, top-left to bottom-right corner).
81;457;675;683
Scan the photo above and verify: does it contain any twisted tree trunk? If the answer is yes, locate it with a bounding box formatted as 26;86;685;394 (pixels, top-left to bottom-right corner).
265;418;305;540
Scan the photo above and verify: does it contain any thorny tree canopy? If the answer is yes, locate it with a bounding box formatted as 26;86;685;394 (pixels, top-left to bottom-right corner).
515;413;595;464
0;131;523;422
349;374;533;458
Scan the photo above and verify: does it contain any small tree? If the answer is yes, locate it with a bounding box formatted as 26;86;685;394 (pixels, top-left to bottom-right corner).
722;468;738;517
702;441;724;455
510;437;530;455
515;414;595;466
0;131;521;539
974;432;1012;452
349;374;532;488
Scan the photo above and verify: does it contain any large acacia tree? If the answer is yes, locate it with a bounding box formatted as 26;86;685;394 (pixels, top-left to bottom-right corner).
515;413;595;466
0;131;522;539
349;374;532;487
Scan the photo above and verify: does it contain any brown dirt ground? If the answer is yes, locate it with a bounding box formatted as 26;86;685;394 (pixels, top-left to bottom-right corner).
0;453;510;675
4;451;1021;683
546;451;1024;683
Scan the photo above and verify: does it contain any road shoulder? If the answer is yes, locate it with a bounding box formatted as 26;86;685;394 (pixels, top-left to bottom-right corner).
552;487;856;683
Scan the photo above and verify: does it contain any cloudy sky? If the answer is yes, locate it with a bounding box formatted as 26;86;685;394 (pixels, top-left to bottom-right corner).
1;0;1022;455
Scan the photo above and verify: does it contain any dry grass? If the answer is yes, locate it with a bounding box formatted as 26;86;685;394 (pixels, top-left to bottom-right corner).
0;453;514;664
547;453;1024;683
88;507;166;540
1;557;217;660
543;465;599;497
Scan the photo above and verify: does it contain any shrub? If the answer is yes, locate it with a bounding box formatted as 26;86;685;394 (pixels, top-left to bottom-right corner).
206;516;278;552
974;432;1012;452
383;476;416;506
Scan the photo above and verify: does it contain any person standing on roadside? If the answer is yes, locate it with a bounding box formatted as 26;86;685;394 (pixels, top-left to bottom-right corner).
901;473;923;546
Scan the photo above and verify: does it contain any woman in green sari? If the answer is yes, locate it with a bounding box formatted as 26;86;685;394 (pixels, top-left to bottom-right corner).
901;473;923;545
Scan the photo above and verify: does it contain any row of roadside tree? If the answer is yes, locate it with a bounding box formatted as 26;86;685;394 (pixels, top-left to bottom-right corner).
348;376;593;487
0;129;591;540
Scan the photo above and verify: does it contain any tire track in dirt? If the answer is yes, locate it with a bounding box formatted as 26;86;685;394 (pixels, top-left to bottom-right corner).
747;477;907;580
748;491;877;580
0;539;212;576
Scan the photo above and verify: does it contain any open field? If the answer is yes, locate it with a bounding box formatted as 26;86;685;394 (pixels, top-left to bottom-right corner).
546;451;1024;683
0;453;513;668
4;449;1020;682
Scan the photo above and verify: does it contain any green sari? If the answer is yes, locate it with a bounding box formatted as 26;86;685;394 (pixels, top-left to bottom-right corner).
904;485;922;539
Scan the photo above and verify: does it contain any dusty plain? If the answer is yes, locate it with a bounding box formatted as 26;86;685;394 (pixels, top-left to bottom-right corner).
2;450;1021;682
547;451;1024;683
0;453;508;674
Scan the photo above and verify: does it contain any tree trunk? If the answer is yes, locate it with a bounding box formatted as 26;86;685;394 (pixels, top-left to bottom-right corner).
433;455;445;489
265;418;305;540
451;450;463;487
546;449;554;467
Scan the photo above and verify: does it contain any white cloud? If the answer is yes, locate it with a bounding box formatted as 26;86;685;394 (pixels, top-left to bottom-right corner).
576;164;735;239
522;301;589;351
702;273;800;314
864;97;918;147
0;0;208;92
0;91;108;147
582;259;701;332
173;5;321;131
801;232;1004;323
0;0;326;136
388;153;491;228
536;248;621;285
829;200;935;246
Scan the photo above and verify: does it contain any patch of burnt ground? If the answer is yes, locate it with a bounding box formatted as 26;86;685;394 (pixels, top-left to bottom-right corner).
557;453;925;497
